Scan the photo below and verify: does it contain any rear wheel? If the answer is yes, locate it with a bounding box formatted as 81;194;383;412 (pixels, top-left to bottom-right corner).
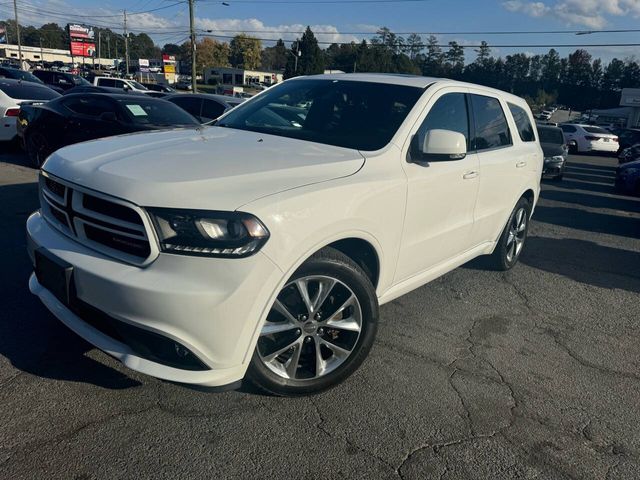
26;131;50;168
247;248;378;396
486;197;531;271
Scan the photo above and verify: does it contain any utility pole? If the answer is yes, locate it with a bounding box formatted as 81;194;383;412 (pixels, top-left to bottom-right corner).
123;10;130;76
188;0;197;92
98;31;101;70
107;36;111;61
294;42;300;73
13;0;23;70
39;38;44;67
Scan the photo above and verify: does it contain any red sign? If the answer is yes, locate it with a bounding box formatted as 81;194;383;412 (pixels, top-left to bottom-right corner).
68;24;94;40
70;40;96;57
162;54;176;63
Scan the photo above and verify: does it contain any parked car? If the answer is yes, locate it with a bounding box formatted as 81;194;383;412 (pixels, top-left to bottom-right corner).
142;83;176;93
610;127;640;153
537;125;568;180
26;74;541;395
0;78;60;145
559;124;619;154
62;85;139;96
165;93;244;123
537;112;552;121
615;159;640;195
93;76;150;93
0;67;46;85
618;143;640;165
18;93;199;166
32;70;91;93
176;78;193;91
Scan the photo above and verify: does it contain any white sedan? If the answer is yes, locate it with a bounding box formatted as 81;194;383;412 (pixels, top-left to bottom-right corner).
559;123;619;154
0;78;60;144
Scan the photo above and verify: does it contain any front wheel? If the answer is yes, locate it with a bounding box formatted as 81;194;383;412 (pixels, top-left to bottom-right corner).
486;197;531;271
246;248;379;396
26;131;50;168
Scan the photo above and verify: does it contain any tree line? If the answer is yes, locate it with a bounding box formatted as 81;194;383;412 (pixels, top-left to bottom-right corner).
3;18;638;110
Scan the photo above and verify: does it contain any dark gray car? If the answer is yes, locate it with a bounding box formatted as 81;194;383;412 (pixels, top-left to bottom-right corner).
538;125;568;180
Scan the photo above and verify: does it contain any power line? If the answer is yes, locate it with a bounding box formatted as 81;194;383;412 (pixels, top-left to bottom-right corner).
195;28;640;36
203;0;435;3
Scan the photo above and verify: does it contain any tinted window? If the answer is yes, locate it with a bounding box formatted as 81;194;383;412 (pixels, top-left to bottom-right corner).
169;96;202;118
33;70;54;82
583;126;610;135
537;127;564;144
471;95;511;150
508;103;535;142
0;80;60;100
217;79;423;150
98;78;116;88
560;125;577;133
62;97;116;117
415;93;469;152
201;99;226;122
117;98;199;126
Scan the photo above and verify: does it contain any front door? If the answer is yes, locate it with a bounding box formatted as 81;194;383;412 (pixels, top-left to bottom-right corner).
395;89;480;282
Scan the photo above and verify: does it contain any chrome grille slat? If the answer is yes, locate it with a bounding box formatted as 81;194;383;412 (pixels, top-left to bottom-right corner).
39;173;155;265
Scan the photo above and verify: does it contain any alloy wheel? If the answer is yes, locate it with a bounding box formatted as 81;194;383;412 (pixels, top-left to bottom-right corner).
257;275;363;381
506;207;527;263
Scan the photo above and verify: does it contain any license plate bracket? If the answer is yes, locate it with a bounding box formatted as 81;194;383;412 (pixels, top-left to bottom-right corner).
34;248;73;306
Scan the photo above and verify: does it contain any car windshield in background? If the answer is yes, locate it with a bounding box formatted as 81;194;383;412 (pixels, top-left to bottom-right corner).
583;126;610;135
73;76;91;86
130;80;148;90
217;79;424;150
0;69;44;84
0;81;60;100
538;128;564;144
117;99;199;126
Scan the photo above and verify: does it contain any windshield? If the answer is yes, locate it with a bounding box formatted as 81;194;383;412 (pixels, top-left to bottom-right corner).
73;75;91;86
118;98;199;126
583;126;610;135
0;68;44;84
217;79;424;150
129;80;148;90
537;127;564;144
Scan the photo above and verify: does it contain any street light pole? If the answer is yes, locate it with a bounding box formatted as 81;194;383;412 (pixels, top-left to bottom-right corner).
39;38;44;67
188;0;197;92
124;10;130;76
13;0;23;70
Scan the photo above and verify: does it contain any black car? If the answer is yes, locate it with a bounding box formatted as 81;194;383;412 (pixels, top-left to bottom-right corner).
62;85;143;96
18;93;200;167
537;125;568;180
32;70;91;93
142;83;176;93
618;143;640;165
611;128;640;153
0;67;45;85
165;93;243;124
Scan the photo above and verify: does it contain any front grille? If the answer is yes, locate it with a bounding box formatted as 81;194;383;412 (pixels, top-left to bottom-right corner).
39;174;154;265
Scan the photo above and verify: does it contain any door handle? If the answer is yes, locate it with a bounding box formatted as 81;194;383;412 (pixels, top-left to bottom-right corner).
463;171;479;180
516;161;527;168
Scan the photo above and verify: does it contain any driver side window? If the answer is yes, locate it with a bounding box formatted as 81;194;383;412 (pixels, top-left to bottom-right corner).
413;93;470;158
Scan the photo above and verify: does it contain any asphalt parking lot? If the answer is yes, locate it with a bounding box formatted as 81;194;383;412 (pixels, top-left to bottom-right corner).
0;148;639;479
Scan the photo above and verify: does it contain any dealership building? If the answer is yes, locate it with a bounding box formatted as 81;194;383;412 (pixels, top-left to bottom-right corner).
0;43;115;69
204;67;283;86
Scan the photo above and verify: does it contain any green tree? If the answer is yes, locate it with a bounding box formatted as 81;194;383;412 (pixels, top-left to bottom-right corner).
284;26;324;78
229;34;261;69
261;39;288;70
405;33;423;60
421;35;443;76
197;37;230;72
445;41;465;78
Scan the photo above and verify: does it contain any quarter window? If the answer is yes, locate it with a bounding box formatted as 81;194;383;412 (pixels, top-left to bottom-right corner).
560;125;577;133
508;103;535;142
416;93;470;152
471;94;512;151
62;97;116;117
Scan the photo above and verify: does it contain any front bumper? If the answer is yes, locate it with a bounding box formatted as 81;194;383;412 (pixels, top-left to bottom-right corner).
542;160;565;177
27;210;284;387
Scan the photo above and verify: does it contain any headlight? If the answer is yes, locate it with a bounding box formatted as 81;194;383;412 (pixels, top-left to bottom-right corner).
544;155;565;163
147;208;270;258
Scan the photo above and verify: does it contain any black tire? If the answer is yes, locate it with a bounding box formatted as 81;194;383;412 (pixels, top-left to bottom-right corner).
486;197;532;271
246;247;379;396
568;142;578;154
26;131;50;168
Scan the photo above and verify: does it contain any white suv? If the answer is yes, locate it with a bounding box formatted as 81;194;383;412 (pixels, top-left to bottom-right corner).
93;76;150;93
27;74;542;396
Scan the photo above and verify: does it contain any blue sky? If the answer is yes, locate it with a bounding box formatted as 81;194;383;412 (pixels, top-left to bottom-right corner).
4;0;640;62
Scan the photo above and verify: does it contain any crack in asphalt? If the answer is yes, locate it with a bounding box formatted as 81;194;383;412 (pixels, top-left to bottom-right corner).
540;326;640;382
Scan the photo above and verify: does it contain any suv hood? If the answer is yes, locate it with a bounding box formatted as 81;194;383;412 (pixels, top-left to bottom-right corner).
43;127;365;210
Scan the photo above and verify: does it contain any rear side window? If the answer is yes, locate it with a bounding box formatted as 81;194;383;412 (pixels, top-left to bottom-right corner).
62;97;116;117
537;127;564;144
416;93;470;150
508;103;535;142
169;96;202;119
471;95;511;151
560;125;577;133
98;78;115;88
583;126;609;135
201;99;226;122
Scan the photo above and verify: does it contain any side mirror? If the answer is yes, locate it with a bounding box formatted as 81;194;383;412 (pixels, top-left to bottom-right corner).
418;129;467;162
122;83;131;91
99;111;117;122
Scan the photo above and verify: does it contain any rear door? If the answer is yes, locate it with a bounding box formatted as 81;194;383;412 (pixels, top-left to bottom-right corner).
200;98;226;123
467;91;524;243
395;88;480;281
168;96;203;122
60;96;125;144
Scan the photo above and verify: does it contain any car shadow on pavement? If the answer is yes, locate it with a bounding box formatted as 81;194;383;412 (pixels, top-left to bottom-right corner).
565;161;618;173
533;205;640;239
541;189;640;213
520;236;640;294
0;181;142;390
552;179;617;195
